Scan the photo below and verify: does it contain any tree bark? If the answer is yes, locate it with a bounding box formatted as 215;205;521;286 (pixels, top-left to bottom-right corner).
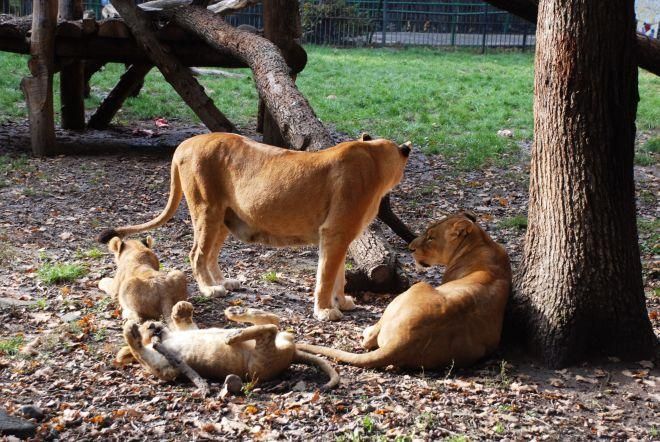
88;64;153;129
483;0;660;76
111;0;236;133
166;5;331;150
58;0;86;130
20;0;57;156
512;0;657;367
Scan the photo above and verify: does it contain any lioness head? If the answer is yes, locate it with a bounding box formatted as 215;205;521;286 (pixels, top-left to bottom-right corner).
107;236;159;269
409;212;478;267
359;133;411;189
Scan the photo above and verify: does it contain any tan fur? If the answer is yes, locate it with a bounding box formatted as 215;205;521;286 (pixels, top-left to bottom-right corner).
123;302;339;390
98;236;188;324
298;213;512;368
101;133;410;321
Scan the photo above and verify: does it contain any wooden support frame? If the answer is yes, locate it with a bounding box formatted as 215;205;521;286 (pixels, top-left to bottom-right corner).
20;0;58;156
111;0;236;133
59;0;86;130
88;64;153;129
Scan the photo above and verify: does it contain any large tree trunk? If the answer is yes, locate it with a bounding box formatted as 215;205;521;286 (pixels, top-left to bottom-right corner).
483;0;660;76
511;0;657;367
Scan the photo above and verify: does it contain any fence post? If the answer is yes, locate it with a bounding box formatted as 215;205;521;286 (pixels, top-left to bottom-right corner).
381;0;388;47
522;28;527;52
481;5;487;54
450;3;456;47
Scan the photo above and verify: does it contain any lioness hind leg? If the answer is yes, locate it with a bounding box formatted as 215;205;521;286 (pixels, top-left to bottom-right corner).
170;301;198;331
225;306;280;326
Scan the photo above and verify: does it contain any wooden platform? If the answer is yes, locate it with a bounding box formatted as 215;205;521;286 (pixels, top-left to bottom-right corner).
0;14;248;67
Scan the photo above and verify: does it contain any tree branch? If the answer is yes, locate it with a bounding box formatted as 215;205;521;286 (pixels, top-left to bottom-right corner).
152;340;210;397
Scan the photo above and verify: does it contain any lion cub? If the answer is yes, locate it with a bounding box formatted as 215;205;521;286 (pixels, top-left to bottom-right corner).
98;236;188;323
124;302;339;390
299;212;512;369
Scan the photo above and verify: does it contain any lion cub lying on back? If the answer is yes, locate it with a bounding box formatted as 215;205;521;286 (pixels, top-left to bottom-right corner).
299;212;511;369
124;302;339;390
98;236;188;323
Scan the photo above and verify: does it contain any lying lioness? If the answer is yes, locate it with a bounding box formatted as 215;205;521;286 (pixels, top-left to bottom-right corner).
98;236;188;323
99;133;411;321
298;213;512;368
124;301;339;390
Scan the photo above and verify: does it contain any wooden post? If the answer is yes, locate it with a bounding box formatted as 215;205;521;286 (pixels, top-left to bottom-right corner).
88;64;153;129
20;0;57;156
261;0;303;147
111;0;236;133
59;0;86;129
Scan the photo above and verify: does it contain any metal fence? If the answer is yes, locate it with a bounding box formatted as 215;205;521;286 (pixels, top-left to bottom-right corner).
228;1;536;51
2;0;536;51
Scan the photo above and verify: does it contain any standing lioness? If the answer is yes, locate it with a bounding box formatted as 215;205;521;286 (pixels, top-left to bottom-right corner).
99;133;410;321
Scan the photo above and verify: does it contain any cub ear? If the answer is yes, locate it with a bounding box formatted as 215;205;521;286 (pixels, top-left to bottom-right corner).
142;236;154;248
360;133;372;142
108;236;123;253
460;211;477;222
451;218;474;237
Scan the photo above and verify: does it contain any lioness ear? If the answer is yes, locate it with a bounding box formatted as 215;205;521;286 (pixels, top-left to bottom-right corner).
108;236;123;254
142;236;154;248
451;218;473;237
360;133;372;142
461;211;477;222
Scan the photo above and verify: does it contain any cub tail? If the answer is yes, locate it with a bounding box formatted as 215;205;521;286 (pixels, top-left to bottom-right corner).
296;344;394;370
98;161;183;243
293;349;340;390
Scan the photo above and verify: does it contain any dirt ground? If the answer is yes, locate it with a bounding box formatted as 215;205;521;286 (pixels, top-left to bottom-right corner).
0;121;658;441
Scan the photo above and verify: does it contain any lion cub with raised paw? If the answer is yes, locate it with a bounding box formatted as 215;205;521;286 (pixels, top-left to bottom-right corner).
123;301;340;390
299;212;512;369
98;236;188;323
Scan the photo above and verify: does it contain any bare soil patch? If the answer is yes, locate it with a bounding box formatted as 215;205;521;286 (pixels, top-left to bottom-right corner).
0;121;658;441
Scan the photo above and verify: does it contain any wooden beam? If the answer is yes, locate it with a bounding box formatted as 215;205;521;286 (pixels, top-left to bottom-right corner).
20;0;58;156
110;0;236;133
88;64;153;129
59;0;86;130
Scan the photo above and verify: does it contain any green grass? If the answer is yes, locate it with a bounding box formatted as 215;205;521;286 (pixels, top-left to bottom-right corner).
498;215;528;230
37;262;87;284
638;218;659;255
0;335;24;356
0;48;658;167
636;136;660;166
261;271;279;283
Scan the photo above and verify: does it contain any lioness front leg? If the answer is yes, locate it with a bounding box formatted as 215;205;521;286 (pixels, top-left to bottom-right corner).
332;260;355;311
122;321;179;381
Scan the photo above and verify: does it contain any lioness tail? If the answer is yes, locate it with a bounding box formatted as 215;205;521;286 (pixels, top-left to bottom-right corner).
294;349;340;390
98;161;183;243
296;344;394;369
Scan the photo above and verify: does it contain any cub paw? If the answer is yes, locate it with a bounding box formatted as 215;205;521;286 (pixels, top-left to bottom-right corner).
361;325;379;350
223;329;242;345
338;295;356;311
122;321;142;348
224;306;247;318
172;301;194;321
314;307;343;322
115;346;136;365
98;277;115;295
200;285;228;298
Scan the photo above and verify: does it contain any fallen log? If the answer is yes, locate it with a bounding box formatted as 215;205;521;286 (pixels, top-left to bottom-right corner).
111;0;236;133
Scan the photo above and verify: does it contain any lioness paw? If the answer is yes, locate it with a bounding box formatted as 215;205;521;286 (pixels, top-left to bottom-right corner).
314;307;343;322
338;295;356;311
221;279;241;291
200;285;228;298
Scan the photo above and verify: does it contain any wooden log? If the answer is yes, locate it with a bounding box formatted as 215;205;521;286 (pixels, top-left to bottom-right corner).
83;60;106;98
88;64;152;129
59;0;86;130
166;5;330;150
111;0;236;133
152;339;210;397
20;0;57;156
260;0;302;147
346;224;409;293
